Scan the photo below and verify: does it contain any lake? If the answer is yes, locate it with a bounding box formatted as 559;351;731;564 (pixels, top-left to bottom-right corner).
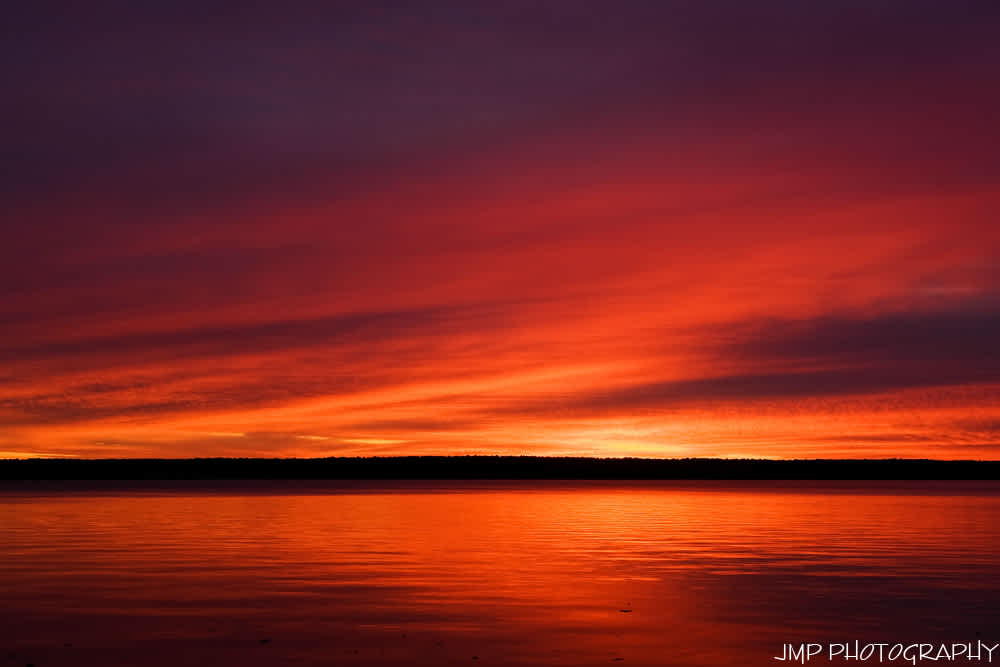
3;481;999;666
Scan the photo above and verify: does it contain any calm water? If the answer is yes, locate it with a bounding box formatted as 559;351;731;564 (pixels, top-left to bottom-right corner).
2;481;999;666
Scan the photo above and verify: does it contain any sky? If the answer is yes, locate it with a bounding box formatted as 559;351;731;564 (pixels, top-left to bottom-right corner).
2;0;999;459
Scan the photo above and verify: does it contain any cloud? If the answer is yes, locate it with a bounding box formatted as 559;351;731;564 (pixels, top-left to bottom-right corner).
729;298;1000;370
0;305;471;366
489;299;1000;417
2;1;999;458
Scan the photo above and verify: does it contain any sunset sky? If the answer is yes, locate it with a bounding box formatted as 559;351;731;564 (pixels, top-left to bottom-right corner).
2;1;999;459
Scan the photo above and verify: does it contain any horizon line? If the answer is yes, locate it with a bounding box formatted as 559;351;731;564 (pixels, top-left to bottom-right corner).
3;455;1000;462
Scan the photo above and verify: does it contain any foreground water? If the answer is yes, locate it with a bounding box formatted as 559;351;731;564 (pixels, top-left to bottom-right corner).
2;481;999;666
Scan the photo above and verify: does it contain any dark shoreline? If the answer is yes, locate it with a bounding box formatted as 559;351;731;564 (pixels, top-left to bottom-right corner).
2;456;999;481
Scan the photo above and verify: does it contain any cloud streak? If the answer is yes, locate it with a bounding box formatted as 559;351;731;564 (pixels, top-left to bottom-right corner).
2;1;999;458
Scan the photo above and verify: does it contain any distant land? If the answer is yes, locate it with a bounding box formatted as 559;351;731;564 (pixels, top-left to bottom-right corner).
1;456;999;481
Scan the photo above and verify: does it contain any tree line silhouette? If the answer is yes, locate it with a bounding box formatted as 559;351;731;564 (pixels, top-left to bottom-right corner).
1;456;998;481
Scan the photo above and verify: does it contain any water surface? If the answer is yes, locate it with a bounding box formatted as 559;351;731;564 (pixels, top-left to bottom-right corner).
3;481;999;666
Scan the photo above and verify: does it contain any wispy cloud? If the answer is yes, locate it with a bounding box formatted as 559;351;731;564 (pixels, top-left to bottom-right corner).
1;1;998;458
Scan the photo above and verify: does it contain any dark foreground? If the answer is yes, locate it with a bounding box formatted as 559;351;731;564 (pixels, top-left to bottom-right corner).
1;455;999;481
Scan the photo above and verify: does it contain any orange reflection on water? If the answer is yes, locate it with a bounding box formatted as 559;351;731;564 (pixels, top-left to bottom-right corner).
3;482;1000;666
